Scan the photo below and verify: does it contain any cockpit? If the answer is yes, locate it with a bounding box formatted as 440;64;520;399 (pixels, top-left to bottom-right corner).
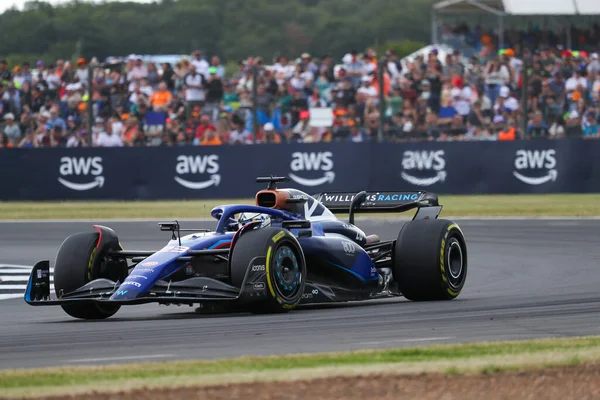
218;176;338;232
255;188;336;221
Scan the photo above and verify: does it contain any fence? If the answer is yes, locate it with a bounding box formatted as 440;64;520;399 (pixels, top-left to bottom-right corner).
0;139;598;201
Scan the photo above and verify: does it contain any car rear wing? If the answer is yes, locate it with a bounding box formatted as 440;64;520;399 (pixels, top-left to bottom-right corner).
313;191;442;224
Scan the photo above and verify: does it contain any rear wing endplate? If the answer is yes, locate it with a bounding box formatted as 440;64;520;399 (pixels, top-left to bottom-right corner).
313;191;442;224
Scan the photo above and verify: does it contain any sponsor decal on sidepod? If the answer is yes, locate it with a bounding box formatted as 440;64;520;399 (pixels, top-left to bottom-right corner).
342;240;355;255
302;289;319;299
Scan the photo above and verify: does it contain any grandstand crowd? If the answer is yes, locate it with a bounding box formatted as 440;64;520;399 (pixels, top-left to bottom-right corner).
1;35;600;147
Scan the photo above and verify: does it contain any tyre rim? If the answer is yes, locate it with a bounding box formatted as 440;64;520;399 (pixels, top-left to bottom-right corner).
273;245;301;298
447;239;463;283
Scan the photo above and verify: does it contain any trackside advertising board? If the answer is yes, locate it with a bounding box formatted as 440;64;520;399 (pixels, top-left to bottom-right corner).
0;140;598;200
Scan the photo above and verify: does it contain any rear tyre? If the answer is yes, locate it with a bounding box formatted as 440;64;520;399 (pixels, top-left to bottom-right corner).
54;230;127;320
230;227;306;313
392;219;467;301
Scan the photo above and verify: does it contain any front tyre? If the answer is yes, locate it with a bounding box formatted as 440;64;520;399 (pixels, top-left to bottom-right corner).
392;219;467;301
54;229;127;320
230;227;306;313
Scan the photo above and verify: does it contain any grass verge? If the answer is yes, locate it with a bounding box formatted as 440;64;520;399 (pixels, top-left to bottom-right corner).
2;336;600;398
1;194;600;220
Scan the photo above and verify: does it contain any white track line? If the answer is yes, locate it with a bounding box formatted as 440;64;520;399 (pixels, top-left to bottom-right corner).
0;284;55;289
0;269;53;274
0;265;39;269
0;276;53;282
0;284;40;290
0;264;54;300
356;337;455;345
0;294;24;300
65;354;174;363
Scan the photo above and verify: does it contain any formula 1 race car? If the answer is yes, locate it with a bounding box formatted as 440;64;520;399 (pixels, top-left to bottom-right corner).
24;176;468;320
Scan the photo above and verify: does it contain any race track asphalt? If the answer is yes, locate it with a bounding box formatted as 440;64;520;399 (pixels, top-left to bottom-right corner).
1;218;600;370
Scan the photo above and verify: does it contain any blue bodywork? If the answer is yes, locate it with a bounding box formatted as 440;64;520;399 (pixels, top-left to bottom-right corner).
110;203;378;302
24;185;446;315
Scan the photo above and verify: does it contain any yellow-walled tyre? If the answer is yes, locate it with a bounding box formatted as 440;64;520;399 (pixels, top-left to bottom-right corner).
392;219;467;301
230;227;306;313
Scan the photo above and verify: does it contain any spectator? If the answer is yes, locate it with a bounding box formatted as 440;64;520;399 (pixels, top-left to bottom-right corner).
498;119;517;141
200;125;222;146
19;111;35;134
343;50;365;88
204;67;224;120
348;124;367;142
445;114;468;138
151;82;173;112
194;114;215;143
47;107;67;131
228;129;247;145
3;113;20;145
3;85;20;116
496;86;519;112
96;121;123;147
281;127;302;143
484;57;509;106
11;66;23;88
161;63;176;92
91;117;106;146
17;129;37;148
191;51;209;80
184;66;205;120
122;116;140;146
527;112;549;139
564;110;582;137
110;115;124;138
357;75;377;99
210;56;225;78
2;36;600;149
75;58;88;85
0;132;12;148
128;56;148;81
0;60;11;81
21;62;33;84
66;129;88;148
263;122;281;144
146;63;159;88
549;116;566;139
582;111;599;138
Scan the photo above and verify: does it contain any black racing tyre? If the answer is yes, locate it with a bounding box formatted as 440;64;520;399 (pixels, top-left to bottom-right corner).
230;227;306;313
392;219;467;301
54;231;127;320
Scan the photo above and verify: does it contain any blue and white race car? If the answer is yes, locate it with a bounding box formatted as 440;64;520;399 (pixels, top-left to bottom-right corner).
25;176;468;319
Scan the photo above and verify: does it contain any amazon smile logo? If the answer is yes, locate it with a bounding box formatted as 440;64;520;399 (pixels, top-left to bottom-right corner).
58;156;105;191
174;155;221;190
513;149;558;185
400;150;446;186
289;151;335;187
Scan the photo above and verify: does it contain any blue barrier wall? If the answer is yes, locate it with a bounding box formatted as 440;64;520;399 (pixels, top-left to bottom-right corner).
1;139;598;200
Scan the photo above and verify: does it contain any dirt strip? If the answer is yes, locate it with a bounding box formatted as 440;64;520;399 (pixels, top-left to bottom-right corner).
6;362;600;400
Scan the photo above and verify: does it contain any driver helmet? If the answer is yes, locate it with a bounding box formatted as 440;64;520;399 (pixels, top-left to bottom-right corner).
238;212;271;227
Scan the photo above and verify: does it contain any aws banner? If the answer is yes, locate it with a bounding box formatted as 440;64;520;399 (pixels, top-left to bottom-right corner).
0;139;598;201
